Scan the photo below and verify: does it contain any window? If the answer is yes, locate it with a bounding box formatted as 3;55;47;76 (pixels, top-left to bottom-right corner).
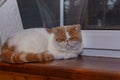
17;0;120;50
81;0;120;30
81;0;120;50
17;0;60;28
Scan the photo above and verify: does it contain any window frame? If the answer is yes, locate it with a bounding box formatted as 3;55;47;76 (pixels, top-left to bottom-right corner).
82;30;120;50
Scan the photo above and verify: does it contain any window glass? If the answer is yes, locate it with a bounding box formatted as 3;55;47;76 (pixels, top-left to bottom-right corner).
17;0;120;30
17;0;60;29
64;0;88;26
83;0;120;30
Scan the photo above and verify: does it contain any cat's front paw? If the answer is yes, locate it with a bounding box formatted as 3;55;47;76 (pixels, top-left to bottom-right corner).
64;55;71;59
37;53;54;62
43;53;54;61
64;54;77;59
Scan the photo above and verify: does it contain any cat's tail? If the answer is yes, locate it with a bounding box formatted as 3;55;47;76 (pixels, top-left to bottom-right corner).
1;42;54;63
1;50;54;64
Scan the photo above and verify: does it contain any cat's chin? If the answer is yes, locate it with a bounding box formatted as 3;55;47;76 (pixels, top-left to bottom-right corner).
56;47;80;53
56;48;67;52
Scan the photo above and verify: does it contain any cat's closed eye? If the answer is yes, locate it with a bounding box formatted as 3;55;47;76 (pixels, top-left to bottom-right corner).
56;38;66;42
70;37;79;41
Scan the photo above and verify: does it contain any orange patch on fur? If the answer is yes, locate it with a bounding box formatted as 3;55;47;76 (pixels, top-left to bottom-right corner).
46;28;52;34
1;40;15;63
37;52;54;62
68;26;82;42
26;53;39;62
41;53;54;61
12;53;24;63
53;27;66;42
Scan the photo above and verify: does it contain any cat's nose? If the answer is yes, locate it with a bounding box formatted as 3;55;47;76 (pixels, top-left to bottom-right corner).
65;39;69;42
65;40;70;44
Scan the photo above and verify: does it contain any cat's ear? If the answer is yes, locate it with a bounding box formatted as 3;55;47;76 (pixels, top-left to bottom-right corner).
74;24;81;31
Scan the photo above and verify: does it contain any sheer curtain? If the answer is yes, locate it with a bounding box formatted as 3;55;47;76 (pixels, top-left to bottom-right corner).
0;0;7;7
64;0;88;25
35;0;60;28
0;0;23;44
35;0;55;27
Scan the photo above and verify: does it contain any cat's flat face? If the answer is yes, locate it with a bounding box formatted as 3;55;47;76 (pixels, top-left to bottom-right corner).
52;24;82;52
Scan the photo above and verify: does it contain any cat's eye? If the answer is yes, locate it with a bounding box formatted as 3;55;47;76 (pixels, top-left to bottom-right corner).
56;38;65;42
60;38;65;41
70;37;79;41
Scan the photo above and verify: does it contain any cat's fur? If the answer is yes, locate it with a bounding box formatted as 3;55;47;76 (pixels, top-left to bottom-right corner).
1;24;83;63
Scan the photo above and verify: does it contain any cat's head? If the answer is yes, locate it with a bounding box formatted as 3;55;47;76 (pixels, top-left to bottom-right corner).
52;24;82;52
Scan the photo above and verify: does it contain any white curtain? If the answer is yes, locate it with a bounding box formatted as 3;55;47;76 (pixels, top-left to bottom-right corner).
0;0;23;45
0;0;7;7
35;0;57;28
64;0;88;25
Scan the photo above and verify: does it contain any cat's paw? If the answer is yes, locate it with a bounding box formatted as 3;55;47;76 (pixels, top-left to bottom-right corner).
37;53;54;62
64;55;71;59
64;54;77;59
43;53;54;61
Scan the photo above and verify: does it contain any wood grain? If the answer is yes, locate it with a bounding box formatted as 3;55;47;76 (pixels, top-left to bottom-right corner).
48;77;69;80
0;71;47;80
1;56;120;80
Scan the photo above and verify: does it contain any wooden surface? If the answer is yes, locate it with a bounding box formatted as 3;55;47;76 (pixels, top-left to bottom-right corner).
0;56;120;80
0;71;47;80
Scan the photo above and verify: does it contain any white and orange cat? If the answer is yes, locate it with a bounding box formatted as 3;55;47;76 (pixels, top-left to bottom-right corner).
1;24;83;63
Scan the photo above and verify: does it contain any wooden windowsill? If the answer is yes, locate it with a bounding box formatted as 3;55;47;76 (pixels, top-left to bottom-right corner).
0;56;120;80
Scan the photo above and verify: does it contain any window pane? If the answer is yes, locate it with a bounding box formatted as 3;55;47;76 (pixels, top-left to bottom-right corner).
17;0;120;30
84;0;120;30
17;0;60;29
64;0;120;30
64;0;87;25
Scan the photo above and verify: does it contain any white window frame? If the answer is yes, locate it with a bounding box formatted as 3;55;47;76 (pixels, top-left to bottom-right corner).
82;30;120;50
60;0;120;58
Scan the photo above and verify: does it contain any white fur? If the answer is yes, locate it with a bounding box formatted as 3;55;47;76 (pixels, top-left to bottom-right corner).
65;27;71;40
9;28;48;53
65;32;71;40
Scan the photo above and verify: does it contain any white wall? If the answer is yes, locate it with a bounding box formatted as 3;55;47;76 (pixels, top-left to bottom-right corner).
0;0;23;45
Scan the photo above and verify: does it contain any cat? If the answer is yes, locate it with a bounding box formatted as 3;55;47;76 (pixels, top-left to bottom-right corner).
1;24;83;63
